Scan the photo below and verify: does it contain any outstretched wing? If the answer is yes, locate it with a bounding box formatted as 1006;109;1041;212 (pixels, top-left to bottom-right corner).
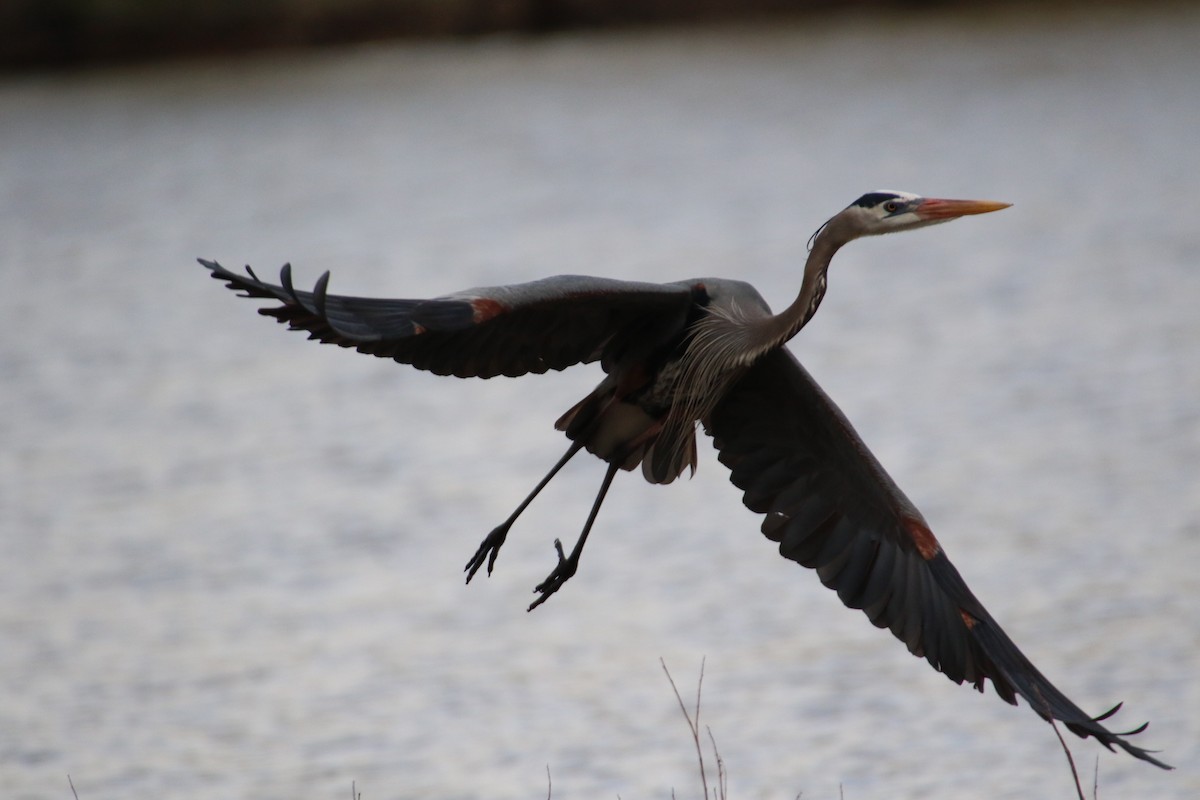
200;259;697;379
706;347;1169;769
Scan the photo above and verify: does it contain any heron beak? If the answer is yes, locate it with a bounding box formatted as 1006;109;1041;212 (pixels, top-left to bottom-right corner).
914;198;1012;221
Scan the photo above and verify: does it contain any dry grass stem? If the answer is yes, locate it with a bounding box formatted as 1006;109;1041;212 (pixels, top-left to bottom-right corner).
1051;718;1087;800
661;657;728;800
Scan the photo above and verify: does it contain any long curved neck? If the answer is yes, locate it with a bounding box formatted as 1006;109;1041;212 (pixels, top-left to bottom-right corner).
760;222;848;347
687;217;854;374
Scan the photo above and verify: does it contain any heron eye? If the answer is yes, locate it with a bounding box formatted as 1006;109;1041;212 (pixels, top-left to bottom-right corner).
884;201;899;213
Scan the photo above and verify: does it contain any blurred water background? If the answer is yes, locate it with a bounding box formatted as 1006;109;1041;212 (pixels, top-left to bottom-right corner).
2;2;1198;798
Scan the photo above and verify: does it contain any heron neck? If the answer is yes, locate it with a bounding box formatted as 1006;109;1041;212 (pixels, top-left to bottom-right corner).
772;229;845;344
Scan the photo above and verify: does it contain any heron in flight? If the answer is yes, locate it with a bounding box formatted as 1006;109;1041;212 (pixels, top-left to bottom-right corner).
200;190;1168;768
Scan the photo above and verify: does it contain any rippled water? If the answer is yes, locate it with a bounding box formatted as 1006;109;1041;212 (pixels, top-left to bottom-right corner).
3;4;1198;798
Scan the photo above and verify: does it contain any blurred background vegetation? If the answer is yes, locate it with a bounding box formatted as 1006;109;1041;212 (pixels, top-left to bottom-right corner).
0;0;912;67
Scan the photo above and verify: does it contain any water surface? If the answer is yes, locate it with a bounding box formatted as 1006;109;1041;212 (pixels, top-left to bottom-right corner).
2;4;1198;798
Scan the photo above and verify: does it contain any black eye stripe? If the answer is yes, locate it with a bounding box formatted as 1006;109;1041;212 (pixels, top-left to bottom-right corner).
851;192;902;209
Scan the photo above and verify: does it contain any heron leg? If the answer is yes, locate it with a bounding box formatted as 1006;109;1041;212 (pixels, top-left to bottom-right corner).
464;440;585;583
527;458;620;612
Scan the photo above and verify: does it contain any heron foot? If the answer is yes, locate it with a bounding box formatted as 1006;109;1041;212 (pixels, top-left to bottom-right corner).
527;538;578;612
464;522;510;583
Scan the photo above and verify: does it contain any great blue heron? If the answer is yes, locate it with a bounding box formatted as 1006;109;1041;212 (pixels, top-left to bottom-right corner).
200;190;1169;769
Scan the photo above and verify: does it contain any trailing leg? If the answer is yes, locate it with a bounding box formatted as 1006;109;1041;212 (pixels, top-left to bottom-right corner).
464;441;585;583
528;459;621;611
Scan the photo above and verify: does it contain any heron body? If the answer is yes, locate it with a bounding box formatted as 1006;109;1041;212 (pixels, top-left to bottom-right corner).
200;190;1169;769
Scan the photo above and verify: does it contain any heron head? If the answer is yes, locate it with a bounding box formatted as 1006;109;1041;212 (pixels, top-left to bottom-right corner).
811;191;1010;249
852;190;1010;235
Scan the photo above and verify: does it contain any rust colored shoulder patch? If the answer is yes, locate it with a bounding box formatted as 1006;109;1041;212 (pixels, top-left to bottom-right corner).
470;297;507;324
903;516;942;560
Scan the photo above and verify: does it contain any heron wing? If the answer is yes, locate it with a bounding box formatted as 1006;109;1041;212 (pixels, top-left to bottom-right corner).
705;347;1169;769
200;259;696;379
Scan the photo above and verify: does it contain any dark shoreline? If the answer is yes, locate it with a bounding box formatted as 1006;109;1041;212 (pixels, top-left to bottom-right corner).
1;0;954;70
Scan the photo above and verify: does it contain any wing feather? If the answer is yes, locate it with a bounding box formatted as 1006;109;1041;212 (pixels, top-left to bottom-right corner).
200;259;696;379
706;347;1170;769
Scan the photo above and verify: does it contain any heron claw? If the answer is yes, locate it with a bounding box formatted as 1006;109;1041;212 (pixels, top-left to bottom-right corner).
464;522;510;583
528;538;578;611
